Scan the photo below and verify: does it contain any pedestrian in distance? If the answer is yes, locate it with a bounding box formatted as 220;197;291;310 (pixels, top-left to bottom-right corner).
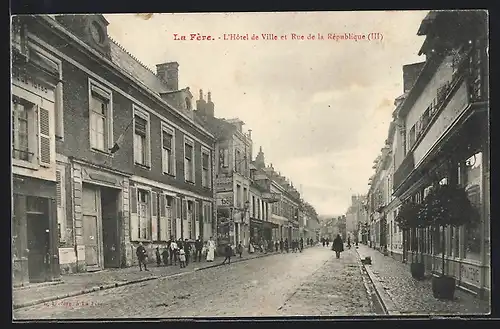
236;241;243;258
206;237;215;262
326;238;330;247
155;246;162;266
222;243;232;265
162;247;169;266
279;239;284;253
322;238;325;247
178;248;186;268
195;236;203;262
284;238;289;253
136;242;149;271
275;240;279;252
184;239;191;266
299;237;304;252
347;236;351;249
169;237;178;266
332;234;344;259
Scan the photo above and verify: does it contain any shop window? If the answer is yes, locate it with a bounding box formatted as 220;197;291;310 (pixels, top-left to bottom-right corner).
133;107;151;167
463;152;482;262
161;123;175;176
89;81;113;153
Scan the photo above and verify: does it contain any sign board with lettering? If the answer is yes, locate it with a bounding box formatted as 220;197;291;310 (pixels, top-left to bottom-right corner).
215;177;233;192
217;192;234;207
262;192;281;203
12;70;56;102
460;262;481;287
414;80;470;167
82;168;119;187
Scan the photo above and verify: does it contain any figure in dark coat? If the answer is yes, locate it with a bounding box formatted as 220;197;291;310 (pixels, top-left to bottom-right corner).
136;242;148;271
284;239;289;253
222;244;232;265
332;234;344;259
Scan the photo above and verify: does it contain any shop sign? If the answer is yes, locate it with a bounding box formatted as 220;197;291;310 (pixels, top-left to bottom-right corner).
414;80;469;167
12;69;55;100
262;192;281;203
217;192;233;207
215;177;233;192
82;168;118;186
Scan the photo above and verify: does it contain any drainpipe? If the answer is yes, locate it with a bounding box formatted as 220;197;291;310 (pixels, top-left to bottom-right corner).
69;159;79;273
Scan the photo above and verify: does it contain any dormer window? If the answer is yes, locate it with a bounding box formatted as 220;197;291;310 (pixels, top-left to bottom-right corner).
90;21;106;45
185;97;191;111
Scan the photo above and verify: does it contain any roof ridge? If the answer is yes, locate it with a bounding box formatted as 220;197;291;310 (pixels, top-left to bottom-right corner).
108;36;158;77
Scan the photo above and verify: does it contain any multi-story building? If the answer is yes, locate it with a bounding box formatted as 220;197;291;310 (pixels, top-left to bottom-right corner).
12;14;217;275
252;148;302;242
345;195;368;243
368;11;489;299
195;93;253;249
392;11;489;298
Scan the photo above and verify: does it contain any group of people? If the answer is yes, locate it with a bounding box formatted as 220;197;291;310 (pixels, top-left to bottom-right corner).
249;237;316;254
135;236;217;271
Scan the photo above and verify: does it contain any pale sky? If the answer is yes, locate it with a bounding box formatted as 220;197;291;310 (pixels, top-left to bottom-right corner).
105;11;428;216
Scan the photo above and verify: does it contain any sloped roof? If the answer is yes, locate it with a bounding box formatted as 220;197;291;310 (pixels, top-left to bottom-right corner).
109;38;170;94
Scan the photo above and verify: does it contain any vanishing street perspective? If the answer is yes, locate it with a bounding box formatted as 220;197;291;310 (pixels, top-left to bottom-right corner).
11;10;489;319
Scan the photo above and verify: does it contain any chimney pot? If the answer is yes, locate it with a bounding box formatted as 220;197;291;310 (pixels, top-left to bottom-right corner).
199;89;204;100
208;91;212;102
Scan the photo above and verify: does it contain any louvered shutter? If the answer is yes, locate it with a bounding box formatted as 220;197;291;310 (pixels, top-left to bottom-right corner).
56;169;66;242
182;199;188;239
38;106;51;167
151;191;158;241
159;193;167;241
130;187;139;241
195;201;201;240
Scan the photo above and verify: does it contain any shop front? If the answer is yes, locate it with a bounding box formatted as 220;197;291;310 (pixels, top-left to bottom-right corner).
250;217;263;244
70;159;130;271
13;176;60;285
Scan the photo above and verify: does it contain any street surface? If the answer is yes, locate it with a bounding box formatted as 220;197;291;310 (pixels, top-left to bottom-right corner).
14;247;376;319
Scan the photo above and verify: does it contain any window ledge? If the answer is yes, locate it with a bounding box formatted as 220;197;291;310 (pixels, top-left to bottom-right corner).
91;148;113;157
163;172;176;178
185;180;195;185
131;239;153;243
135;162;151;170
12;159;39;170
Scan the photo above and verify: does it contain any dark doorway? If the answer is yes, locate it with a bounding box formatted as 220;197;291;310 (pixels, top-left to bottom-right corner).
101;187;120;268
26;197;50;283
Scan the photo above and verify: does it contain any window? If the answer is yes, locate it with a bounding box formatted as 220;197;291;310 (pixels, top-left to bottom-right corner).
463;152;482;262
236;185;242;208
220;148;229;168
235;149;241;173
202;148;211;188
133;107;150;167
408;125;416;150
252;196;256;218
89;82;113;152
187;201;194;239
11;92;53;167
184;138;195;182
162;124;175;175
137;189;150;240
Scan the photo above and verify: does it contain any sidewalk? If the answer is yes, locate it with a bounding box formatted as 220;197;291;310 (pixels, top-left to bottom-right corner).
13;249;284;309
355;244;490;315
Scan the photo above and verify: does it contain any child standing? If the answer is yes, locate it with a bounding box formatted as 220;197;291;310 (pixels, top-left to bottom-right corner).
179;248;186;268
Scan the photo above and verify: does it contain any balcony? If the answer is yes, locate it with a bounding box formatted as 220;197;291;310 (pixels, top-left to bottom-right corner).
393;149;415;192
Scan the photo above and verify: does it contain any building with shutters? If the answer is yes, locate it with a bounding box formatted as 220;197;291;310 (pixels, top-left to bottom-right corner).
12;14;216;274
194;92;253;250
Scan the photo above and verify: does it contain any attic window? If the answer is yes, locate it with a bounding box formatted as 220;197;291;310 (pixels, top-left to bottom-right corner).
90;21;106;45
185;97;191;110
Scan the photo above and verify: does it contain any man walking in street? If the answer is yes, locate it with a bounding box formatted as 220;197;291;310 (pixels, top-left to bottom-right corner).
279;239;284;253
299;237;304;252
136;242;149;271
332;234;344;259
221;243;232;265
236;241;243;258
284;238;289;253
195;236;203;262
169;237;178;266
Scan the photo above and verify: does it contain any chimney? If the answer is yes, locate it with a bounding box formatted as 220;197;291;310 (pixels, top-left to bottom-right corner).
205;91;215;117
402;62;425;93
196;89;207;115
156;62;179;91
247;129;252;139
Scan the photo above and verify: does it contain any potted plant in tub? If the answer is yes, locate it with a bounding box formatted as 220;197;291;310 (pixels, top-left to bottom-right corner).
421;183;480;300
395;199;427;280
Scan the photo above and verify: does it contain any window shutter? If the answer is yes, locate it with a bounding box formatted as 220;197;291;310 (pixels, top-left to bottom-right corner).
151;191;158;241
162;147;167;173
130;187;139;241
182;199;188;239
159;193;167;241
194;201;200;240
56;169;66;242
38;106;51;167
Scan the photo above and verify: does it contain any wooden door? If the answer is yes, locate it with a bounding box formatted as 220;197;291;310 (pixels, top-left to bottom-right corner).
82;186;100;268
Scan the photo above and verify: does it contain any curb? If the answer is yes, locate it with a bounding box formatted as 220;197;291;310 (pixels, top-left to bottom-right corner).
355;248;401;316
13;251;282;310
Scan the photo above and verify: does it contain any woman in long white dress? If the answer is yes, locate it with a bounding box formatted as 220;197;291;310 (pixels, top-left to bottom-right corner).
206;237;215;262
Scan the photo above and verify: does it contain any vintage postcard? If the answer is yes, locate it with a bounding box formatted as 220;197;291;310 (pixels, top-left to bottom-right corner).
11;10;490;320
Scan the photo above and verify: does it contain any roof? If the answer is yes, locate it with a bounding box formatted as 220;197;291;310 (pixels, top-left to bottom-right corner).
109;38;170;94
417;11;439;36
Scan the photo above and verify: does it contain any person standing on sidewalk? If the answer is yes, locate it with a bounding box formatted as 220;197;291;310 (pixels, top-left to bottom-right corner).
206;237;215;262
275;240;279;252
155;246;162;266
299;237;304;252
169;238;178;266
184;239;191;266
236;241;243;258
279;239;284;253
136;242;149;271
332;234;344;259
194;237;203;262
178;248;186;268
284;238;289;253
162;246;169;266
221;243;232;265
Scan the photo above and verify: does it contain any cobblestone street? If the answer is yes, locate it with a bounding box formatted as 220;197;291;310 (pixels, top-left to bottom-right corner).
14;247;376;319
356;245;490;315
